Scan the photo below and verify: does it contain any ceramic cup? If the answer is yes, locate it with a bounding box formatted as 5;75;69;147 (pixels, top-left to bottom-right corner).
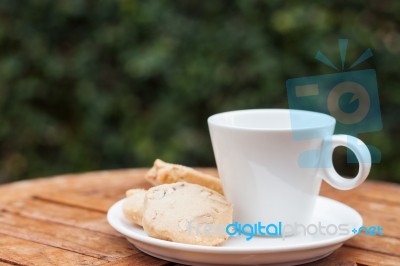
208;109;371;226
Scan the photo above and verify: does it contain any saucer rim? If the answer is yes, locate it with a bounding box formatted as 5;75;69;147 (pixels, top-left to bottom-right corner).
107;196;362;254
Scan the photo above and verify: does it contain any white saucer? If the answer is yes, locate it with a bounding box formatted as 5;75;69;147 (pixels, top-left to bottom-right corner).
107;196;362;265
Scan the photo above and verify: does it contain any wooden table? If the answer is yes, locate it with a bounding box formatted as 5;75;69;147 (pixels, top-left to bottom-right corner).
0;169;399;266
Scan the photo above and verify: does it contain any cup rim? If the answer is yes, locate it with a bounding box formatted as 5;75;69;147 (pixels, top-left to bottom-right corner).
207;109;336;132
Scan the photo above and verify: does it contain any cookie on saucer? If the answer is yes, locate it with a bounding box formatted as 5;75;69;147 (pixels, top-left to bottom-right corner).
142;182;232;246
122;189;146;226
145;159;224;195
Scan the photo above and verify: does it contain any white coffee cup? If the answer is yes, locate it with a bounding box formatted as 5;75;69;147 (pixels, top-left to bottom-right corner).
208;109;371;226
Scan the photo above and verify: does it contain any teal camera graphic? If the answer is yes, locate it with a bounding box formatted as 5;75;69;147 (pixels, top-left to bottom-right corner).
287;39;382;165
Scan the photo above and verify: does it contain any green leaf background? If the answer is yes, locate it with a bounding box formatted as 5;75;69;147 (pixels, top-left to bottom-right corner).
0;0;399;183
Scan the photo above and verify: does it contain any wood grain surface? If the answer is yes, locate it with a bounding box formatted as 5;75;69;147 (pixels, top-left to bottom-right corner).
0;169;399;265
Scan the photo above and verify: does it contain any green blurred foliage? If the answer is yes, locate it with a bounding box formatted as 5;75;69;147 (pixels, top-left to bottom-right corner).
0;0;399;183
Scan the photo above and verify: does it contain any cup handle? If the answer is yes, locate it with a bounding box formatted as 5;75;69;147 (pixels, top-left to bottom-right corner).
320;135;371;190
